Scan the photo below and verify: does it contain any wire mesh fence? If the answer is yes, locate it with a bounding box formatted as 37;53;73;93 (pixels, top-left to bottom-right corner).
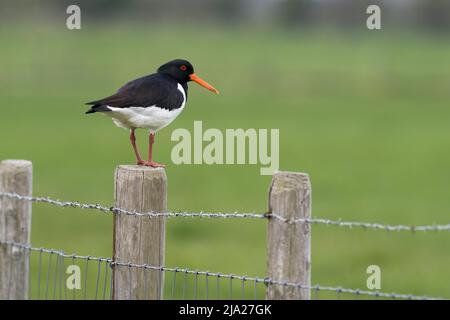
0;240;444;300
1;169;449;301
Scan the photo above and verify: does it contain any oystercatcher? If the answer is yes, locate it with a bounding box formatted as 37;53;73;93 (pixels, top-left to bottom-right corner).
85;59;219;167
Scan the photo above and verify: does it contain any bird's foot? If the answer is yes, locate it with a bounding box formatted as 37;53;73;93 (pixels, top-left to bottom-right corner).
146;161;166;168
137;160;165;168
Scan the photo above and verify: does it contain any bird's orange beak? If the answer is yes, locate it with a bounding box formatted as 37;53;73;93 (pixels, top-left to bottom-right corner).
189;73;220;94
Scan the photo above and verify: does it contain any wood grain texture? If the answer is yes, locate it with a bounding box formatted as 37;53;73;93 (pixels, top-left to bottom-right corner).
112;165;166;300
266;171;311;300
0;160;32;300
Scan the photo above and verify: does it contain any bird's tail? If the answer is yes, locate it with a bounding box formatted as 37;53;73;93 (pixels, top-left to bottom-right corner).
85;101;111;114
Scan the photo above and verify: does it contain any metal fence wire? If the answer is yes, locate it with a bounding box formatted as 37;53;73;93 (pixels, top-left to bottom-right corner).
1;192;450;233
0;239;444;300
0;191;448;300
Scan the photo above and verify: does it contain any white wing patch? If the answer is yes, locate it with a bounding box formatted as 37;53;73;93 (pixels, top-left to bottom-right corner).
105;83;186;132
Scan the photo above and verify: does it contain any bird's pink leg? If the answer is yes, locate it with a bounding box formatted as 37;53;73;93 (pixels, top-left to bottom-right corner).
130;129;146;166
146;133;165;168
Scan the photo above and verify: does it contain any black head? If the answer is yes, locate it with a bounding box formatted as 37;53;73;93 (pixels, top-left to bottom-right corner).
157;59;219;94
157;59;194;83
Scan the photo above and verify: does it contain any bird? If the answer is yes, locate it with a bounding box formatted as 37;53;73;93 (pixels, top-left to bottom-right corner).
85;59;219;167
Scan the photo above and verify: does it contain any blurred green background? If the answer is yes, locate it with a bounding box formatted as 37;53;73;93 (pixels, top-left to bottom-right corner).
1;0;450;299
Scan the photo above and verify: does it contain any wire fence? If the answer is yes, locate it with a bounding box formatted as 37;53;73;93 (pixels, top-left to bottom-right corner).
0;239;443;300
1;191;450;233
1;191;449;300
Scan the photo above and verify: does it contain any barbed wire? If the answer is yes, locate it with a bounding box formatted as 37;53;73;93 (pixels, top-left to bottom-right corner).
278;217;450;232
2;192;450;233
0;239;443;300
1;191;450;233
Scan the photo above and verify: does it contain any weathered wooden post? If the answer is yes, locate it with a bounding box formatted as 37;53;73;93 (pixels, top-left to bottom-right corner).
0;160;32;300
112;166;167;300
266;171;311;300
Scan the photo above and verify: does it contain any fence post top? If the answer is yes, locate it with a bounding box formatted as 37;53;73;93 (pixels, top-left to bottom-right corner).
273;170;309;177
0;160;32;169
271;171;310;193
116;165;165;172
115;165;167;180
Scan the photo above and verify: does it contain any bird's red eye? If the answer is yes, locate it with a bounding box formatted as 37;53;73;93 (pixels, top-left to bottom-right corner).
180;65;187;71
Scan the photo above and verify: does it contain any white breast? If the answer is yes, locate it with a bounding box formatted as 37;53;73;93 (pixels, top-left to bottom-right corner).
105;83;186;132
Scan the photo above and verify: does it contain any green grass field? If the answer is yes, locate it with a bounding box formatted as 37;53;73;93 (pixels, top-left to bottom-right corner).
1;24;450;299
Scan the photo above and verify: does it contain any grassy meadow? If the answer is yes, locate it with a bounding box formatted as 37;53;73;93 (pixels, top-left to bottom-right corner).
1;24;450;299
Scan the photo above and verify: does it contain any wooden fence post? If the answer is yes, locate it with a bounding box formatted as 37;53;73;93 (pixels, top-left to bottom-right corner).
0;160;32;300
112;165;167;300
266;171;311;300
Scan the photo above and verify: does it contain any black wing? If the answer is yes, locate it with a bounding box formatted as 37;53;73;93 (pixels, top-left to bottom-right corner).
85;74;186;114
